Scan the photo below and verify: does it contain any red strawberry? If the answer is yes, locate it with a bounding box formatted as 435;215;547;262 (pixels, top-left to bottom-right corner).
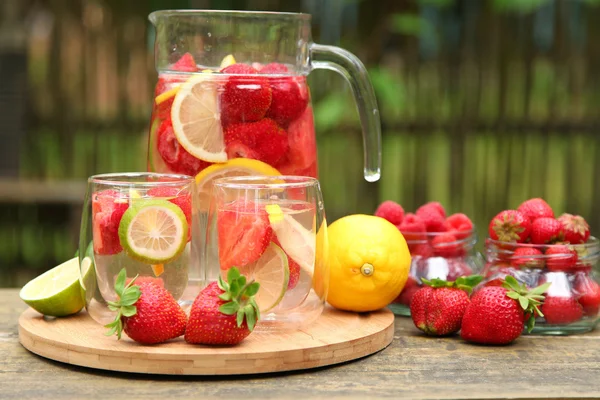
224;119;289;166
276;106;317;174
375;200;405;225
557;213;590;244
409;243;434;259
418;201;446;218
394;276;420;306
530;218;564;244
574;273;600;317
397;213;427;241
431;233;464;258
460;276;550;345
510;247;544;269
272;237;301;290
488;210;531;243
105;269;187;344
156;119;212;176
545;245;578;272
220;64;272;125
225;141;261;160
261;63;309;127
517;198;554;221
541;296;583;325
217;200;273;270
444;213;473;239
416;206;447;233
185;268;260;345
171;52;199;72
410;276;482;336
92;190;129;255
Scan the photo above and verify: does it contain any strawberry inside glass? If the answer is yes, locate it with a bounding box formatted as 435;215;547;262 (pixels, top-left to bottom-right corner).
148;53;317;179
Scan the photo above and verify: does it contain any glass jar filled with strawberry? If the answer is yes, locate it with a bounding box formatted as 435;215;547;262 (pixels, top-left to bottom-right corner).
374;200;483;316
482;198;600;335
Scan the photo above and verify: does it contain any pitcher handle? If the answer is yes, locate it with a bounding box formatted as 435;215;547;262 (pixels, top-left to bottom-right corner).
309;43;382;182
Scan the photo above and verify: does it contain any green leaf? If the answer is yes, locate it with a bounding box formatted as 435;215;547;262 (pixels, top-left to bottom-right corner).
237;276;247;288
227;267;241;284
506;291;520;300
114;269;127;296
245;307;257;331
219;292;232;301
236;309;245;327
219;301;240;315
518;296;529;310
229;280;240;297
531;282;551;295
120;305;136;317
526;314;535;333
249;298;261;321
217;275;228;292
120;287;141;306
107;304;120;312
245;282;260;297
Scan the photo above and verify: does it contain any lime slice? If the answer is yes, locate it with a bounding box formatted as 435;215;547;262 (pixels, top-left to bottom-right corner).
118;199;188;264
253;242;290;313
20;257;85;317
265;204;316;278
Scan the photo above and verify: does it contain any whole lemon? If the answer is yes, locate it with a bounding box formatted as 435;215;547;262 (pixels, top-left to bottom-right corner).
327;214;411;312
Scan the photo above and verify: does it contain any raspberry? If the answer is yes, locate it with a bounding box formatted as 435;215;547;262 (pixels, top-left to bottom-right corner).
417;202;446;218
444;213;473;239
374;201;404;225
416;206;447;233
397;213;427;241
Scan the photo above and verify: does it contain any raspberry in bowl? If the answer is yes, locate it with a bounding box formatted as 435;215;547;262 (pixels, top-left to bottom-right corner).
374;201;483;316
481;197;600;335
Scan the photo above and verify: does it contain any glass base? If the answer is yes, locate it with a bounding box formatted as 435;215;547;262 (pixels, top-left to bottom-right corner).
526;318;597;336
387;303;411;317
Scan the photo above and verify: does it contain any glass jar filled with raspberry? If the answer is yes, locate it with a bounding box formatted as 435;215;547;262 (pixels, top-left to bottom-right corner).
374;201;483;316
147;10;382;207
482;198;600;335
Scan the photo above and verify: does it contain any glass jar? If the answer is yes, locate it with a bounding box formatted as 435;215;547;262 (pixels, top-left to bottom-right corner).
387;229;483;316
483;238;600;335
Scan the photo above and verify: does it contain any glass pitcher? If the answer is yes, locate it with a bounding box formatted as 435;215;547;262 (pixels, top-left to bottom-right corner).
147;10;382;198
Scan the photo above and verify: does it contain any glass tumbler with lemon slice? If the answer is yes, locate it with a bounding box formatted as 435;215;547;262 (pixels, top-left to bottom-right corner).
79;173;199;325
205;176;328;331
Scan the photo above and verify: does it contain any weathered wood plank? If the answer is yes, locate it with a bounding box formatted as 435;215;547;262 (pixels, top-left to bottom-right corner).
2;289;600;399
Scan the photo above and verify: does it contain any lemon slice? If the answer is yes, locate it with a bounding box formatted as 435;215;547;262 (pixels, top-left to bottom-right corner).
253;242;289;313
155;87;180;106
195;158;281;211
20;257;85;317
220;54;236;69
171;74;227;163
266;204;316;278
118;199;188;264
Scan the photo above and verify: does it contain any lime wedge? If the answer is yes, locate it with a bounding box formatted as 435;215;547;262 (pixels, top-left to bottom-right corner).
20;257;85;317
118;199;188;264
253;242;290;313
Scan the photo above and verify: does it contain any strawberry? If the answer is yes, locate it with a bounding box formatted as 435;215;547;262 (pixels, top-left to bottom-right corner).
224;119;289;166
275;106;317;174
460;276;550;345
410;276;482;336
409;243;434;258
171;52;199;72
375;200;405;225
557;213;590;244
517;198;554;221
217;200;273;270
488;210;531;243
394;276;420;306
225;142;261;160
157;119;212;176
541;296;583;325
444;213;473;239
397;213;427;241
261;63;309;127
220;64;272;125
545;245;578;272
574;273;600;317
530;217;564;244
105;269;187;344
185;268;260;345
416;206;446;233
431;233;464;258
510;247;544;269
92;190;128;255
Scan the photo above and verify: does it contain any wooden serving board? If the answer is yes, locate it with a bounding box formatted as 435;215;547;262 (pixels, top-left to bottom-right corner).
18;306;394;375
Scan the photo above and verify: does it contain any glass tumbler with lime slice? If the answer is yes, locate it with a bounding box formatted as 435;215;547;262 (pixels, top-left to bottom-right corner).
79;173;199;325
205;176;329;331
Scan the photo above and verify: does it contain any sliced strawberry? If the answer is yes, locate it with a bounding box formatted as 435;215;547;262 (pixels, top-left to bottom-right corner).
276;106;317;172
156;119;212;176
220;64;272;125
171;52;199;72
224;119;289;166
217;200;273;270
92;190;129;255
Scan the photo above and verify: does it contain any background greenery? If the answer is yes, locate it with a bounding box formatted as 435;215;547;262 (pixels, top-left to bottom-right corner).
1;0;600;286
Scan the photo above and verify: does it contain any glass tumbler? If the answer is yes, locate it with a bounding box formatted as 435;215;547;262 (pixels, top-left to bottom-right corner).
78;173;199;325
205;176;328;331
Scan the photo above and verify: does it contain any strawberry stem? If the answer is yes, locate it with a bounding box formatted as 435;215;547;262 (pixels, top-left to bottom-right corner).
502;275;551;333
422;275;483;294
104;268;141;340
217;267;261;331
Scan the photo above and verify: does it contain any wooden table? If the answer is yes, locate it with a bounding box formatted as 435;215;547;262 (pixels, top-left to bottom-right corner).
2;288;600;399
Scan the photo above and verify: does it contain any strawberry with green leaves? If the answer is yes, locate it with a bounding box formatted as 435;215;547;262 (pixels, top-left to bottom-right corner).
410;276;483;336
460;276;551;345
185;268;260;345
105;269;187;344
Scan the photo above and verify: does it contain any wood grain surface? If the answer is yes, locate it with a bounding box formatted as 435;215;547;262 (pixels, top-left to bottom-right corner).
18;305;394;375
2;289;600;399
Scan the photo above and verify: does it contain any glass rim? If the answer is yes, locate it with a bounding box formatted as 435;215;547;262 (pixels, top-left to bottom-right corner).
149;9;312;23
212;175;319;189
485;236;600;251
402;228;478;247
88;172;193;187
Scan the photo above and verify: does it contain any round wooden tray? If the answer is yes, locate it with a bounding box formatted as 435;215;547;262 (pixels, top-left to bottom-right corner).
18;306;395;375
